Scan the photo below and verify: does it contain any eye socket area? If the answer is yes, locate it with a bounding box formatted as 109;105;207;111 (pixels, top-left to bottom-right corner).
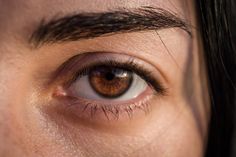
51;53;168;122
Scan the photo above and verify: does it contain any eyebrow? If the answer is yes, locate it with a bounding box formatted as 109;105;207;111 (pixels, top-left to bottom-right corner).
30;6;191;48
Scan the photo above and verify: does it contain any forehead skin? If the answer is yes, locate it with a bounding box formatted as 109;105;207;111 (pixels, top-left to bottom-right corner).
0;0;210;157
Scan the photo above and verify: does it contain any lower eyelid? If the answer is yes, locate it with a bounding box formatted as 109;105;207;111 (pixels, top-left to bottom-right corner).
53;86;154;123
64;97;152;125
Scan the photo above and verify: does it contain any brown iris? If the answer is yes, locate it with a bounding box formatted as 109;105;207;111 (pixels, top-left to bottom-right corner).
89;66;133;98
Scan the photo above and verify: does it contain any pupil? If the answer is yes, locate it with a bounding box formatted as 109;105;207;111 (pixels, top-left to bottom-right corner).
105;72;115;81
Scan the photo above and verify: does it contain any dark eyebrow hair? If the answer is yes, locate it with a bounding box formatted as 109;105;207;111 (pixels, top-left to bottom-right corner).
30;6;191;48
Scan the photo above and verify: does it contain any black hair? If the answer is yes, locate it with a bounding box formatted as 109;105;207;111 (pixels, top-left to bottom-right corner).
196;0;236;157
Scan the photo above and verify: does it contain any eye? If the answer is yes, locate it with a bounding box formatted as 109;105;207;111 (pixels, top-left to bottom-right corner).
52;53;167;121
71;66;148;101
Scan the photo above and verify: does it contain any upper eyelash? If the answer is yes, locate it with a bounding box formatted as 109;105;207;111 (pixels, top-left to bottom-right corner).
68;59;167;95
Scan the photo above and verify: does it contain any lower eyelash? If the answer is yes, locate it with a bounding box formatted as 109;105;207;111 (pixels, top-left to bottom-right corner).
65;94;153;121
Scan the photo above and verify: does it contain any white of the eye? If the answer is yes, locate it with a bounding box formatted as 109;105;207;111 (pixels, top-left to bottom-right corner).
72;73;147;101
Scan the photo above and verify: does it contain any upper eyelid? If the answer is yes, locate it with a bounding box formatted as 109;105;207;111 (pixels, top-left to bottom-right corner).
52;51;169;83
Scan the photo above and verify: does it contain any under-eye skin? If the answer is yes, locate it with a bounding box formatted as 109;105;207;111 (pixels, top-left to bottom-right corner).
51;52;168;122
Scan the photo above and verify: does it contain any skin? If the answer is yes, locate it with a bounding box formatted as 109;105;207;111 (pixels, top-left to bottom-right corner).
0;0;210;157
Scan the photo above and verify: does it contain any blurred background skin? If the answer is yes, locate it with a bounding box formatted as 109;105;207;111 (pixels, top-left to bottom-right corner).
0;0;211;157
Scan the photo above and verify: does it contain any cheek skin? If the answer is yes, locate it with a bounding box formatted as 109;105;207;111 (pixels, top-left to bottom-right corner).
0;55;32;156
7;88;203;157
31;97;205;157
0;52;77;156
